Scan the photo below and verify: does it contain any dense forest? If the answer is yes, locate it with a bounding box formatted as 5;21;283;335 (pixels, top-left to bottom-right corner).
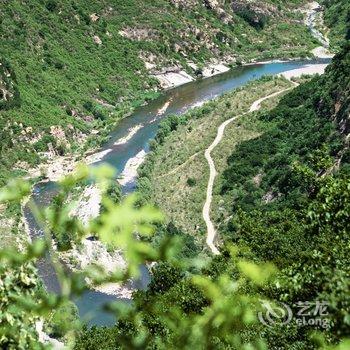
218;43;350;346
323;0;350;48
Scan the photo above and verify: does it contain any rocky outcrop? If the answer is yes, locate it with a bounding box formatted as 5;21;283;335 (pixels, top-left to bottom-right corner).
170;0;232;24
169;0;197;9
93;35;102;45
204;0;219;9
61;184;134;298
232;0;277;29
322;46;350;137
119;27;158;41
152;68;194;90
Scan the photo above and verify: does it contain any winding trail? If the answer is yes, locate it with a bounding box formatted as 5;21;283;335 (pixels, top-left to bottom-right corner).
203;87;295;255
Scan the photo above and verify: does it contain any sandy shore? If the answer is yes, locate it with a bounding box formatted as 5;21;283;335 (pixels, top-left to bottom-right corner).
157;99;172;116
153;62;231;90
86;148;113;164
280;63;328;79
118;149;147;186
154;70;194;90
311;46;334;59
114;124;143;146
24;148;114;183
202;63;230;78
153;54;330;90
190;100;207;109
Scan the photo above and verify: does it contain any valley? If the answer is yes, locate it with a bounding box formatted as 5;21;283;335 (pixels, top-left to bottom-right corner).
0;0;349;349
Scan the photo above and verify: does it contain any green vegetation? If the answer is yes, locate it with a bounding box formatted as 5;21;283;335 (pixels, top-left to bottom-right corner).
322;0;350;49
215;44;350;345
0;0;318;187
1;164;349;349
0;1;349;349
105;44;349;348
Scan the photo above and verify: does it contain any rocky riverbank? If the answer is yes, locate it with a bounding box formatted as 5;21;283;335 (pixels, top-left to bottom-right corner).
304;1;334;58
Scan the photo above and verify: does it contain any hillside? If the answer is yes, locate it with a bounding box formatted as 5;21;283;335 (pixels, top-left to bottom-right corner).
119;43;350;349
137;76;294;236
0;0;319;185
323;0;350;49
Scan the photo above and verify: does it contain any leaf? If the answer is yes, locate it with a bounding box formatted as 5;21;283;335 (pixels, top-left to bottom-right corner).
237;260;277;285
0;179;31;202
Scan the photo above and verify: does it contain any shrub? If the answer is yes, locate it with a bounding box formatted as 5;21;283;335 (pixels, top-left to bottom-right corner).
46;0;57;12
187;177;197;187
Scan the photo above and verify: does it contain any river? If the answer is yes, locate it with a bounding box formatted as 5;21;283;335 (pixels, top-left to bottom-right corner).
305;2;330;48
23;58;332;327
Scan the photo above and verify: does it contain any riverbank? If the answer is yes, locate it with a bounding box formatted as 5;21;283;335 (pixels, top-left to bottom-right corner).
138;61;331;238
20;0;337;300
23;0;334;184
60;236;133;298
23;58;332;185
153;1;334;90
280;63;328;79
151;54;330;91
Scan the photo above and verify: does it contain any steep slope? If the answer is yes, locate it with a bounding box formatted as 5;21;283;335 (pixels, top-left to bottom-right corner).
218;43;350;345
137;77;293;235
322;0;350;49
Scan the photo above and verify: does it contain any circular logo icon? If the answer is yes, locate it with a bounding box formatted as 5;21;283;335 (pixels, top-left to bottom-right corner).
258;300;293;327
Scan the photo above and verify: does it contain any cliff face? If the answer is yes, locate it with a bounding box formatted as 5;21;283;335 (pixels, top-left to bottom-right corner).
322;0;350;48
316;44;350;137
169;0;296;28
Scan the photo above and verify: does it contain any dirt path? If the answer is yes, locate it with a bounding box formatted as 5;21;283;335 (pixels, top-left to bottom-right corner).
156;151;201;179
203;87;295;255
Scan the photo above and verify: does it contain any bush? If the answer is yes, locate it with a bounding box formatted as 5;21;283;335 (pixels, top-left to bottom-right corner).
148;263;184;294
187;177;197;187
46;0;57;12
50;302;79;338
33;134;56;152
